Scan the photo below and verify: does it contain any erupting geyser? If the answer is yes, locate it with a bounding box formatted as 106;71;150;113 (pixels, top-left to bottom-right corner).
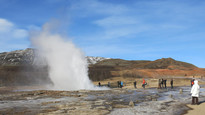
31;23;95;90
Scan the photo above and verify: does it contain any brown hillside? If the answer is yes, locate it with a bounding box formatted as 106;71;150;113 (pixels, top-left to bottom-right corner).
94;58;197;70
95;59;151;69
89;58;203;81
144;58;197;69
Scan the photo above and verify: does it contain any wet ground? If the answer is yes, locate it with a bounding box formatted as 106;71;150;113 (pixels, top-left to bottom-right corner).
0;86;204;115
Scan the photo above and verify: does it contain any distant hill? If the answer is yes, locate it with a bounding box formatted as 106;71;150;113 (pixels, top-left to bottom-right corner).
94;58;197;70
144;58;197;69
89;58;204;81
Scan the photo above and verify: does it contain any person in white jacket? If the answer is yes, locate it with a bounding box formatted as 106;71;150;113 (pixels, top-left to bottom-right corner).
190;80;200;105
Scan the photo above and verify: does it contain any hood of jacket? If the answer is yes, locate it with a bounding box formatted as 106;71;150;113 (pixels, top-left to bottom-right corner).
194;80;198;85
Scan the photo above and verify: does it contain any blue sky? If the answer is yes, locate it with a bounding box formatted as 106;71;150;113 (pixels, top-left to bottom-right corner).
0;0;205;68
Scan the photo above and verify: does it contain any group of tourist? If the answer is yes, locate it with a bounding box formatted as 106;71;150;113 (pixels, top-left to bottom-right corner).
158;79;170;89
117;81;123;88
157;78;174;89
133;78;172;89
98;82;111;87
98;81;124;88
98;78;200;105
133;79;147;89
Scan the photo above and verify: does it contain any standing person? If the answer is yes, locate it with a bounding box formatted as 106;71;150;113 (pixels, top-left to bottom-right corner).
134;81;137;88
170;79;173;89
120;81;123;88
117;81;120;88
158;79;161;89
98;82;101;87
161;79;164;88
164;79;167;88
191;79;195;87
108;82;110;87
142;79;146;89
191;80;200;105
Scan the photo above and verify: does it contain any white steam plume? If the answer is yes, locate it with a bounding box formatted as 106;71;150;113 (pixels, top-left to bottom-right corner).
31;23;95;90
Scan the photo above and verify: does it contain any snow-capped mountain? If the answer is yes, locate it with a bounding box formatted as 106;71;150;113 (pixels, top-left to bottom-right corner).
86;56;110;65
0;48;110;66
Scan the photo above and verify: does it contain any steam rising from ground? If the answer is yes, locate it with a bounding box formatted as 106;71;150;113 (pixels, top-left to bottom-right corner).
31;23;95;90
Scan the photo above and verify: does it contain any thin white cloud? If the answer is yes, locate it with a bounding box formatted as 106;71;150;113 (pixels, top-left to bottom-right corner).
83;43;179;58
28;25;41;31
12;29;28;39
103;25;149;39
0;18;29;52
70;0;129;16
94;16;139;28
0;18;13;33
0;18;28;40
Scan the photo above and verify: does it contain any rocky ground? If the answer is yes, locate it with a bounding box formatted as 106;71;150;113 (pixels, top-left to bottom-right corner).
0;87;158;115
0;78;204;115
0;86;203;115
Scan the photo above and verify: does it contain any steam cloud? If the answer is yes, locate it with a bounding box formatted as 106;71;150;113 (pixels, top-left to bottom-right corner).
31;23;95;90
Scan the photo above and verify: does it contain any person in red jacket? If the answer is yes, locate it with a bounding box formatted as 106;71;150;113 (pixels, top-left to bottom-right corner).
142;78;147;89
191;79;195;87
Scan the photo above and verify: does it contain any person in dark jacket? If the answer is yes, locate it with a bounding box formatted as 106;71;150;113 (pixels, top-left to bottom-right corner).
134;81;137;88
98;82;101;87
164;79;167;88
161;79;164;88
117;81;120;88
170;79;173;89
158;79;161;89
108;82;110;87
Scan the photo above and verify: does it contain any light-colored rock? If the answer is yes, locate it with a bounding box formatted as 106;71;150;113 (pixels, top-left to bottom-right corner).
94;100;105;105
129;101;134;107
152;98;157;101
179;89;183;94
95;106;106;109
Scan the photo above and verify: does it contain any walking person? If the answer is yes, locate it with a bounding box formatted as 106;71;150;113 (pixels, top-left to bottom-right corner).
161;79;164;88
164;79;167;88
108;82;110;87
190;80;200;105
142;79;146;89
121;81;123;88
98;82;101;87
134;81;137;88
170;79;173;89
117;81;120;88
158;79;161;89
